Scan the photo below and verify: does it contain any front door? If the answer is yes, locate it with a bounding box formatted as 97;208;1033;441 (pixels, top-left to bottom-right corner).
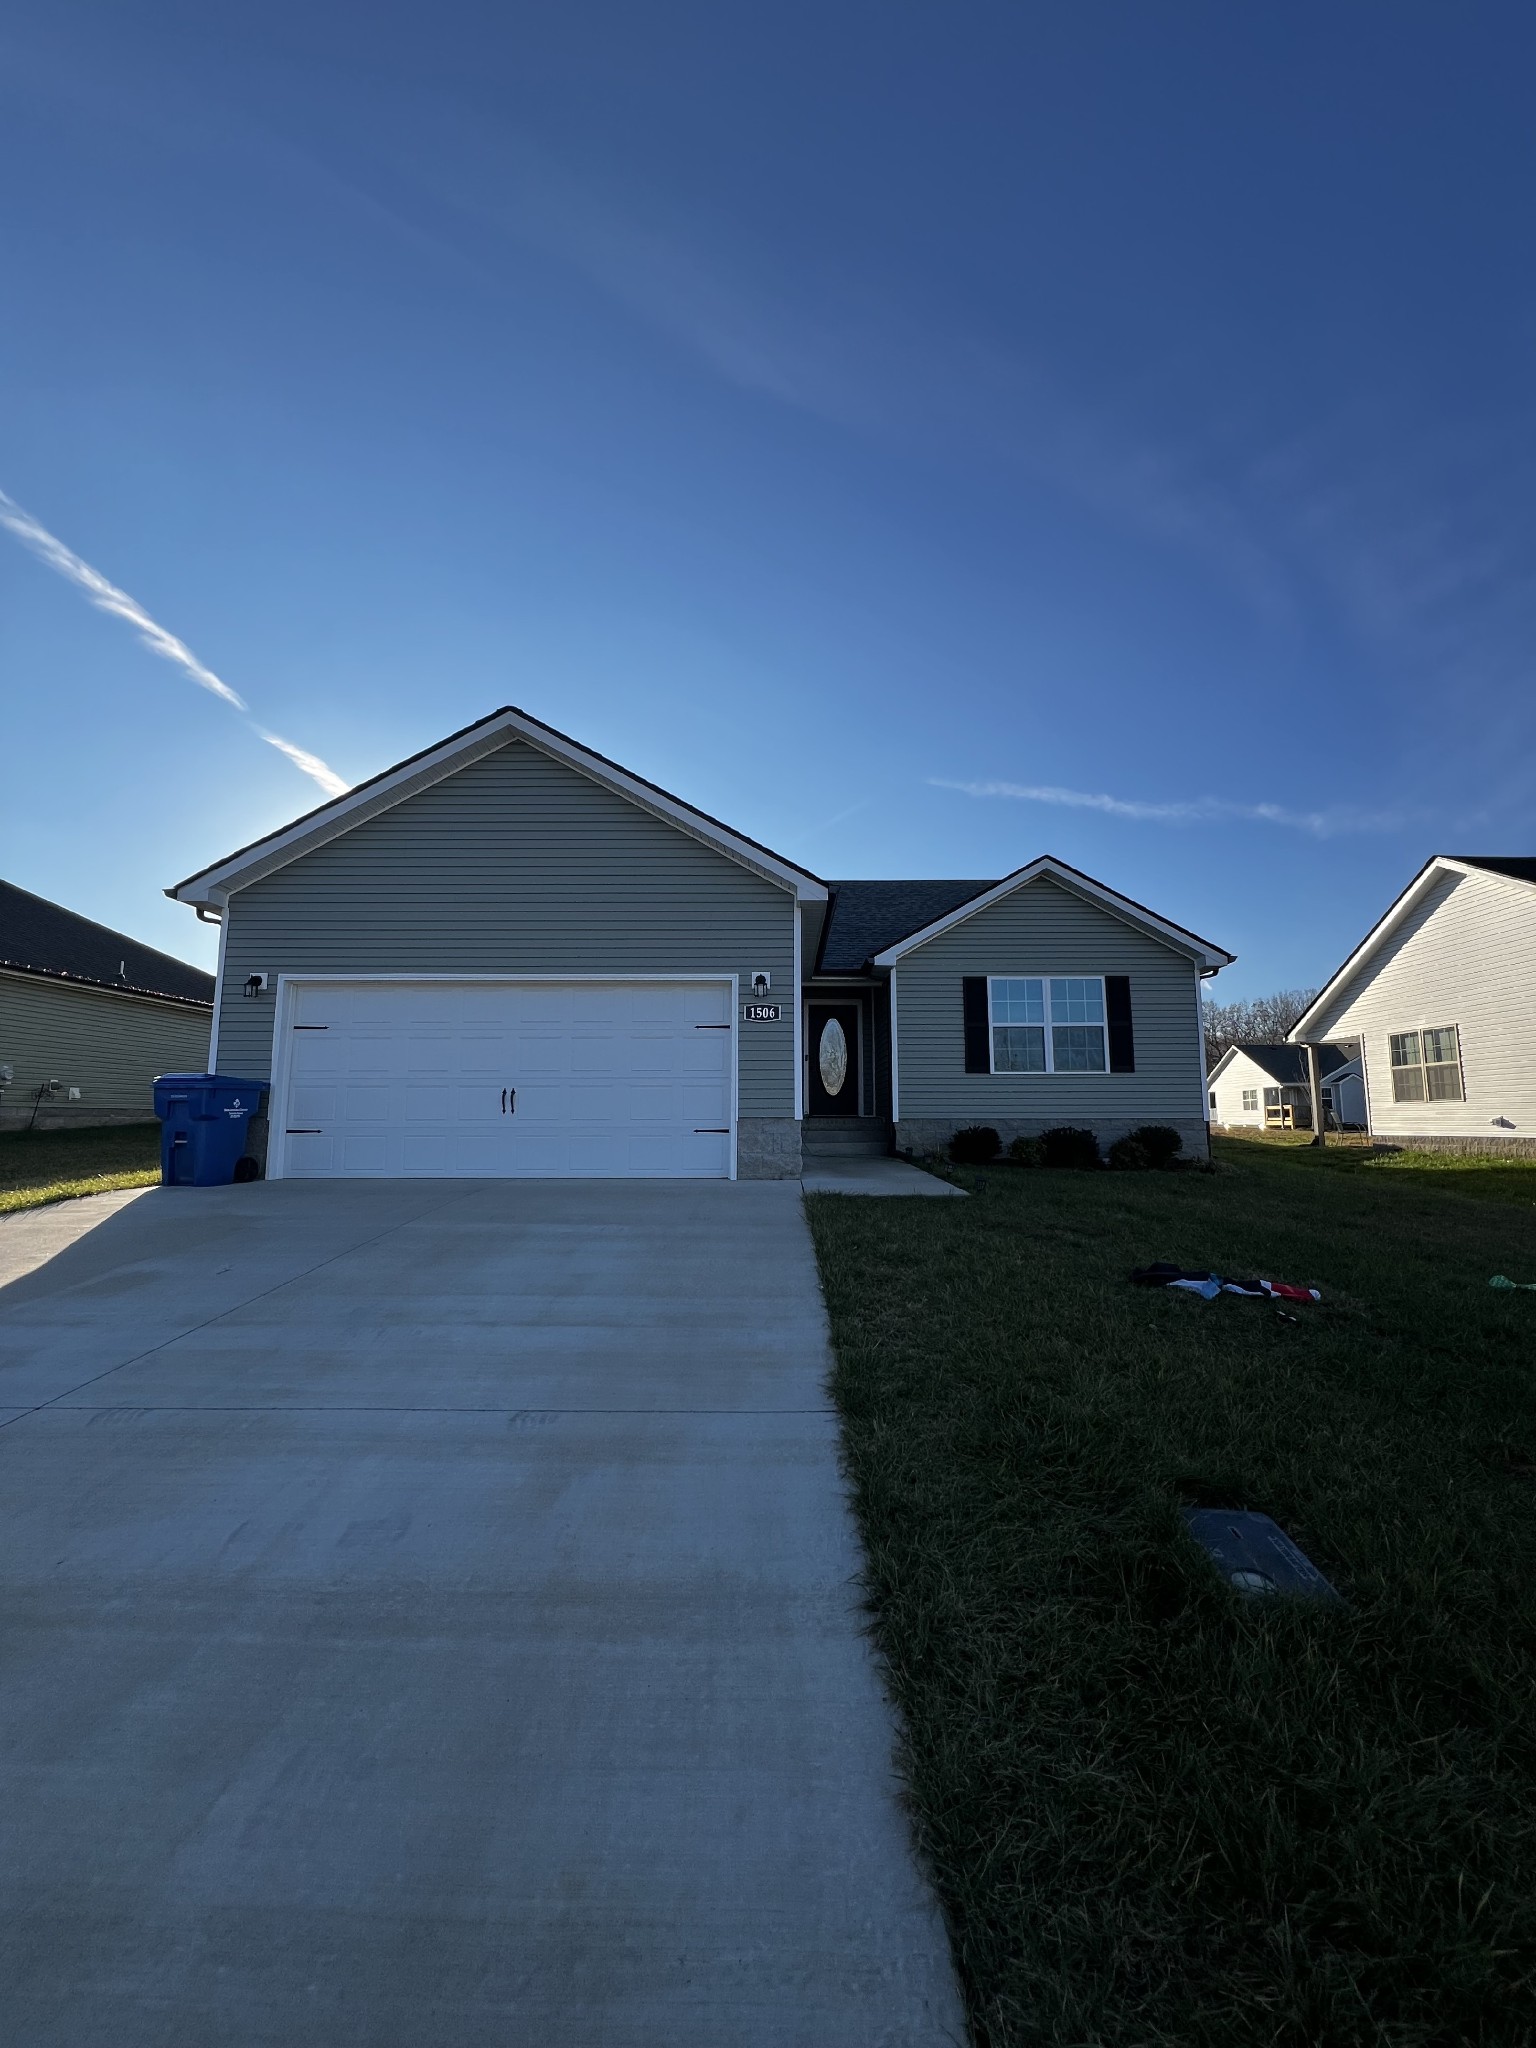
807;1003;861;1116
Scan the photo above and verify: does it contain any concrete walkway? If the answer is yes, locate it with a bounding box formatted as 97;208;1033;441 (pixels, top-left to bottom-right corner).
801;1156;966;1197
0;1184;963;2047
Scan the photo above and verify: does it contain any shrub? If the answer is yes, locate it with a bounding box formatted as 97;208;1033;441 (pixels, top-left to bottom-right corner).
1040;1126;1101;1170
1128;1124;1184;1169
1107;1135;1152;1171
1007;1134;1045;1168
949;1125;1002;1165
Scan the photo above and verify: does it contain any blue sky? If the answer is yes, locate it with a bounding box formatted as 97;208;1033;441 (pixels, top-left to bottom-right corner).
3;3;1532;992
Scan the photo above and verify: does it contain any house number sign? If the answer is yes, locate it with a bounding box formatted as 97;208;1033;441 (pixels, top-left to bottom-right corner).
741;1002;782;1022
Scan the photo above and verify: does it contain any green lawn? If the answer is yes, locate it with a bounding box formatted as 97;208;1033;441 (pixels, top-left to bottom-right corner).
806;1137;1536;2047
0;1124;161;1216
1219;1130;1536;1209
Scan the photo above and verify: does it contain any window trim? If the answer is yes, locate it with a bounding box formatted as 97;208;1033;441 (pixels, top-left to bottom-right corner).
986;974;1111;1076
1388;1023;1464;1104
1240;1088;1259;1113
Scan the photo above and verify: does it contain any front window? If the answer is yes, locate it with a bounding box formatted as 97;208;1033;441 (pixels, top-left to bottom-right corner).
1390;1026;1463;1103
1241;1088;1258;1112
989;977;1046;1071
988;976;1107;1074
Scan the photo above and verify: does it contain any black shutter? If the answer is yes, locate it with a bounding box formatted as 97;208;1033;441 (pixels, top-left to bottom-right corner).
962;977;990;1073
1105;975;1135;1072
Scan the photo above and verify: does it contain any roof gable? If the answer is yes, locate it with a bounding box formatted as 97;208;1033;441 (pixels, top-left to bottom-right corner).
1290;855;1536;1040
816;878;996;973
169;707;828;911
1210;1041;1350;1086
1;880;213;1006
867;857;1233;972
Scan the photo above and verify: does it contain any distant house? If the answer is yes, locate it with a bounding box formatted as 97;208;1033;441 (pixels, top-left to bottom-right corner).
1207;1042;1364;1131
1288;856;1536;1151
0;882;213;1131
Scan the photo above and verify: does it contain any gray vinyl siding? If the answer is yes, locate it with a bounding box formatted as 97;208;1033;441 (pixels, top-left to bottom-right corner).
893;875;1208;1128
0;971;211;1128
214;740;796;1117
1303;866;1536;1140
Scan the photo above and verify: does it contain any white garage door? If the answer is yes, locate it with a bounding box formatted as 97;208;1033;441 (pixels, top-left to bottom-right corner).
276;980;735;1179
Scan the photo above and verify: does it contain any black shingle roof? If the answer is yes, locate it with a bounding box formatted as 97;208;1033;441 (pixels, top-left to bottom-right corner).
1447;856;1536;886
816;879;996;974
1225;1043;1351;1085
0;881;213;1006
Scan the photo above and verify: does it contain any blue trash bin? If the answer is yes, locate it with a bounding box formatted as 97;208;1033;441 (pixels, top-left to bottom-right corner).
153;1074;267;1187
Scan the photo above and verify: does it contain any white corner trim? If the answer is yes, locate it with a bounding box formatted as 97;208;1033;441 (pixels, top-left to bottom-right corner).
869;858;1232;972
206;907;230;1070
889;970;900;1121
1193;962;1211;1124
169;709;827;910
792;904;803;1121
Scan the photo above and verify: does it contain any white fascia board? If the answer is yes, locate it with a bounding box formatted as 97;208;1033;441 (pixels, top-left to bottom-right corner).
168;708;827;910
1285;856;1522;1041
869;857;1234;972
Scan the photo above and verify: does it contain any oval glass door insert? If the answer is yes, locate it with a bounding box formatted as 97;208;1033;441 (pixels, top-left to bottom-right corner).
818;1018;849;1098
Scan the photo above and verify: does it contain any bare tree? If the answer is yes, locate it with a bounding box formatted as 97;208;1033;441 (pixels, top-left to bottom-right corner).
1202;989;1318;1070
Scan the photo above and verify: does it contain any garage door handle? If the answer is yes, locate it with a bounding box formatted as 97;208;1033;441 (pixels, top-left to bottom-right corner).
502;1088;516;1115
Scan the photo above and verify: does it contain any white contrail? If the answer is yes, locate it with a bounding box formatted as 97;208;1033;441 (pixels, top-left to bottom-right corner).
0;485;348;798
253;727;350;799
931;778;1404;838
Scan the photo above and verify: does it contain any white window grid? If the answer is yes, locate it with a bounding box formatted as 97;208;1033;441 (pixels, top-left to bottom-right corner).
1388;1025;1463;1104
987;975;1109;1075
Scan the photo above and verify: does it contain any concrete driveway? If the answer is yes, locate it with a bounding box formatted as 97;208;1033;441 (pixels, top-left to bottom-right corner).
0;1182;962;2047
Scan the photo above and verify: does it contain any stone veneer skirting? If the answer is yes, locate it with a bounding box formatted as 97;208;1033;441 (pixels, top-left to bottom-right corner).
895;1115;1211;1163
0;1106;159;1133
1366;1132;1536;1159
736;1117;803;1180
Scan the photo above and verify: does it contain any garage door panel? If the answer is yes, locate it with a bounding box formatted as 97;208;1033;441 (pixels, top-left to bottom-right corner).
343;1085;393;1123
682;1035;731;1078
280;982;736;1179
403;1037;456;1076
403;1085;456;1122
396;1132;444;1172
452;1033;506;1078
570;1035;626;1074
284;1131;334;1174
514;1036;571;1076
289;1083;339;1122
684;985;732;1023
337;1134;390;1175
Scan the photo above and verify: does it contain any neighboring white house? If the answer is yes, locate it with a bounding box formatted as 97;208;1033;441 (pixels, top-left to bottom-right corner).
1288;855;1536;1149
1207;1042;1364;1131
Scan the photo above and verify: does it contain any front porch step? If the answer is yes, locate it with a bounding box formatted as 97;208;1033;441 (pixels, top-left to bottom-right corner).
802;1119;891;1159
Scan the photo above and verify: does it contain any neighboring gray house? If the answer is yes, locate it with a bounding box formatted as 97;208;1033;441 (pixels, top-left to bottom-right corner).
167;707;1232;1180
1207;1041;1364;1131
1289;855;1536;1150
0;881;214;1131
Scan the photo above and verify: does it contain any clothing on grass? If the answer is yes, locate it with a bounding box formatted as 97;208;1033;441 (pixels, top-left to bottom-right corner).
1130;1262;1320;1303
